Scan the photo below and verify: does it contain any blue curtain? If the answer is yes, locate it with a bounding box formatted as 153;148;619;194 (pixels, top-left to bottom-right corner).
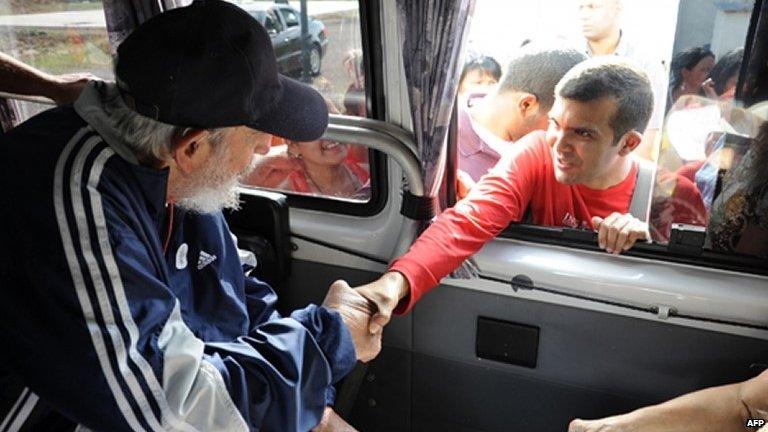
396;0;475;207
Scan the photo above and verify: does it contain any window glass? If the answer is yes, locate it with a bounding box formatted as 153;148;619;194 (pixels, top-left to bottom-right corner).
0;0;112;120
232;1;367;116
460;0;766;261
278;7;300;27
265;10;284;34
644;0;764;259
241;136;372;203
229;1;371;203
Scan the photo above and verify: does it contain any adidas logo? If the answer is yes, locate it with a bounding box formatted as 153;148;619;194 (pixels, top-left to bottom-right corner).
197;250;217;270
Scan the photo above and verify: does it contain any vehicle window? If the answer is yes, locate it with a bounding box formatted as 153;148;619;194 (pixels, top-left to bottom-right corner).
231;1;367;118
278;7;300;27
241;136;372;203
264;10;283;35
459;0;767;264
0;0;112;121
223;1;372;205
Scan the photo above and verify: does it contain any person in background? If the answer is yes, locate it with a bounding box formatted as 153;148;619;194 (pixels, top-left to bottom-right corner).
667;47;716;110
279;135;370;199
709;47;744;101
342;49;366;117
456;46;586;187
576;0;667;161
457;54;502;104
0;51;96;105
243;99;370;200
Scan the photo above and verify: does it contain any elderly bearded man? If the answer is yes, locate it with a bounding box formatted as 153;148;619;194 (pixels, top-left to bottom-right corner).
0;1;378;431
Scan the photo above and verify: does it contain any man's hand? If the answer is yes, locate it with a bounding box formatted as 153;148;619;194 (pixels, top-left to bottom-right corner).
323;280;381;362
354;272;410;334
312;407;358;432
592;213;649;254
45;72;98;105
456;169;476;200
568;415;633;432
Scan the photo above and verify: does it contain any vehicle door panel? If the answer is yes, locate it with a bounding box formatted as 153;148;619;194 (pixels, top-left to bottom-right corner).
277;7;303;72
259;9;291;73
349;278;768;431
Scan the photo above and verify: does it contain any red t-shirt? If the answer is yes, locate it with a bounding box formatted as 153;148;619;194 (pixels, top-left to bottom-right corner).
390;131;638;313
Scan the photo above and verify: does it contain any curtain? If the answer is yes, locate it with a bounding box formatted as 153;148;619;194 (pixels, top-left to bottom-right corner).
0;99;19;133
103;0;165;53
396;0;475;210
396;0;477;277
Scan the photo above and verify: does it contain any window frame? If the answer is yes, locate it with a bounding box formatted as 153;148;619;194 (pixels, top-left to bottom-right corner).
448;0;768;276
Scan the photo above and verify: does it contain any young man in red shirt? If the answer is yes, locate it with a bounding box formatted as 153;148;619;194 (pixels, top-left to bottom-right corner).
353;57;661;333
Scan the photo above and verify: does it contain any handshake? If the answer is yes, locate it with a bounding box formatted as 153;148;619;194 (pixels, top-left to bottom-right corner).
321;272;410;362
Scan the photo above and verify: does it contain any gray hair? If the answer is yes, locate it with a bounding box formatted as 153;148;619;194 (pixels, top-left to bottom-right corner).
100;85;228;164
497;45;587;113
556;57;654;142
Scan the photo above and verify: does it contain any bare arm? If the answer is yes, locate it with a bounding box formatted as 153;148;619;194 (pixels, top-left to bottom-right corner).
569;369;768;432
0;52;95;104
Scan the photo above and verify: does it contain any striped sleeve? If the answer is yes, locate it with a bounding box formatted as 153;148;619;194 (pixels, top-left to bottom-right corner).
44;129;352;431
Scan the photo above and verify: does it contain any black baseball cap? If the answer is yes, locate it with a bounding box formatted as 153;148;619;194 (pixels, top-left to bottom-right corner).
115;0;328;141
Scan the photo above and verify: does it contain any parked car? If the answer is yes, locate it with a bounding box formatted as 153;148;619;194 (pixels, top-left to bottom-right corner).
246;3;328;76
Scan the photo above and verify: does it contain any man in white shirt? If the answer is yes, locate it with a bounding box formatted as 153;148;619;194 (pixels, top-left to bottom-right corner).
577;0;668;160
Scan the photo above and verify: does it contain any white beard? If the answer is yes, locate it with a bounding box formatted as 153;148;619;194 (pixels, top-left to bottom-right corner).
173;148;255;214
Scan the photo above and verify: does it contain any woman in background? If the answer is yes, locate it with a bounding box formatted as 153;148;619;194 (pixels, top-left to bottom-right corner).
243;99;370;200
667;47;715;111
708;47;744;101
279;135;370;199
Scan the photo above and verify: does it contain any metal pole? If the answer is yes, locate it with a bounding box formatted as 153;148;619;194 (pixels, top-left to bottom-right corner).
299;0;311;83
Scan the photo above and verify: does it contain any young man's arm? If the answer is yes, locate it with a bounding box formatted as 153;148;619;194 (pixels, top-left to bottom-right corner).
568;369;768;432
355;134;546;333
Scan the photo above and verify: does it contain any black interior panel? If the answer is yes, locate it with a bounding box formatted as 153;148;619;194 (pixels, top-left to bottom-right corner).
225;190;292;287
412;352;648;432
476;317;539;368
348;347;412;432
285;258;412;350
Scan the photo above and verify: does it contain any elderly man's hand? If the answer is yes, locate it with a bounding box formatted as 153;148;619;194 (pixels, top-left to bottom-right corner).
592;213;649;254
354;272;410;334
323;280;381;362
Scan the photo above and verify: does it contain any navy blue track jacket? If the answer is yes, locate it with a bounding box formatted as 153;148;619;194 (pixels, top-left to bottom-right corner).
0;84;356;432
